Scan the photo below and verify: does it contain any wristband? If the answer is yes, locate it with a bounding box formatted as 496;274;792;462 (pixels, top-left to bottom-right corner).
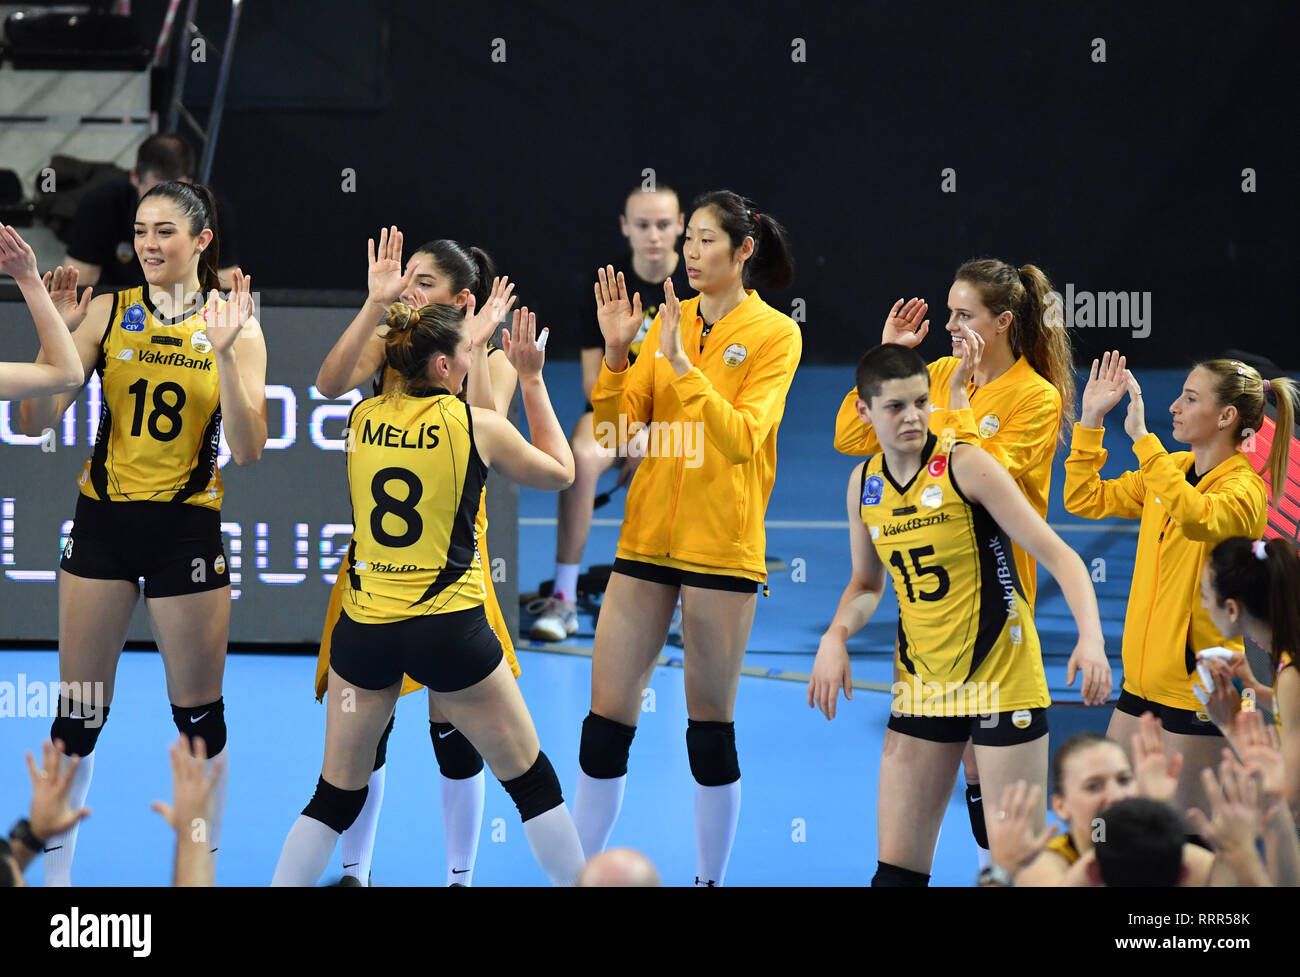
9;818;46;853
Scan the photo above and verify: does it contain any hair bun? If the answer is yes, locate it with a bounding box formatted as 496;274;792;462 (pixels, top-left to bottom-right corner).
386;302;416;332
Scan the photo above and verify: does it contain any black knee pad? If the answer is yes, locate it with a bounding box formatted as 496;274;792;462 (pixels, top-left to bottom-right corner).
965;782;989;849
578;711;636;779
49;695;110;757
430;721;484;779
171;698;227;756
374;714;395;771
685;719;739;787
302;777;369;834
872;861;930;887
500;751;564;822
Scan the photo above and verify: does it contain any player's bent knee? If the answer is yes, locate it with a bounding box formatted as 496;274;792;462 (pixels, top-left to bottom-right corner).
302;777;369;833
578;711;636;778
500;750;563;822
50;696;110;757
171;697;227;755
872;861;930;887
686;719;739;786
430;720;484;779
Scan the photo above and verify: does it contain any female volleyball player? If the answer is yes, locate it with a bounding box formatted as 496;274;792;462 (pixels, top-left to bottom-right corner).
0;225;84;398
832;260;1093;865
574;190;799;886
1064;352;1295;813
1198;535;1300;808
809;343;1109;886
18;181;266;885
312;227;519;885
272;304;585;886
530;184;687;642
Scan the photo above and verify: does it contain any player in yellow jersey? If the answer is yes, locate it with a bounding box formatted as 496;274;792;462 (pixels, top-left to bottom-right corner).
0;225;84;399
809;344;1110;886
19;181;267;885
273;304;586;886
575;191;801;887
312;227;520;885
832;260;1084;865
1064;352;1295;814
1198;536;1300;810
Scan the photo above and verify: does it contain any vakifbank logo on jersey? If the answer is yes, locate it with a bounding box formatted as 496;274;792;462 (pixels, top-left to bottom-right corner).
120;304;147;332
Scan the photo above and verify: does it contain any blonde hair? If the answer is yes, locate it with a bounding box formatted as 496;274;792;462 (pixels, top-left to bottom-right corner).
1196;359;1296;497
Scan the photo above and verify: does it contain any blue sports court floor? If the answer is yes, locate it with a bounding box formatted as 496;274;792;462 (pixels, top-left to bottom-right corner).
1;362;1187;886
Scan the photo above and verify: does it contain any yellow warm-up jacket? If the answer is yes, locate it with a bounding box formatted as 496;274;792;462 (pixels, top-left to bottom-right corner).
590;290;802;581
833;355;1061;608
1063;426;1268;711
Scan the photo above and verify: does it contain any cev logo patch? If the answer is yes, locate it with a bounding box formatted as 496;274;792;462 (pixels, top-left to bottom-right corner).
121;304;147;332
862;474;884;506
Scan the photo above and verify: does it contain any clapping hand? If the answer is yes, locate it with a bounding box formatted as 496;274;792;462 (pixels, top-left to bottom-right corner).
1079;350;1127;428
883;298;929;347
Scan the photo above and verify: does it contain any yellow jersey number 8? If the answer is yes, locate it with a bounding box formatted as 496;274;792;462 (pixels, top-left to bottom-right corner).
371;467;423;547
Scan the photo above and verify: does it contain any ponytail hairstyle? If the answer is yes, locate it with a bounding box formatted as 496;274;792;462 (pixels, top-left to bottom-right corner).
691;190;794;290
1207;536;1300;673
1194;359;1297;498
953;259;1077;438
382;301;466;397
413;239;495;309
138;180;221;295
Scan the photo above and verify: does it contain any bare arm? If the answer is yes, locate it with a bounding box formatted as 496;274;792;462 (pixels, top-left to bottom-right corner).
0;228;84;397
808;463;888;720
316;301;387;398
953;442;1111;704
18;293;112;436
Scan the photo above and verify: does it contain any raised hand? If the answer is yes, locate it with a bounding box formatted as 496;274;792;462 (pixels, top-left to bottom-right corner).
1233;709;1286;808
1131;712;1183;802
658;277;687;369
501;306;547;380
150;735;219;834
1079;350;1127;427
41;265;93;328
594;265;643;358
464;276;517;348
882;297;929;348
26;739;91;842
949;321;985;392
986;781;1058;875
367;226;416;307
0;224;41;283
204;270;253;356
1122;370;1149;442
1186;752;1264;854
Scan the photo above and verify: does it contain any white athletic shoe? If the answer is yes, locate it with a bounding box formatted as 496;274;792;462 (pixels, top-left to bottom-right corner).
530;596;578;642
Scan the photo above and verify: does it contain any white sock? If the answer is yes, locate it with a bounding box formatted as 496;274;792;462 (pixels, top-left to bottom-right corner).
442;771;484;885
271;816;339;886
553;563;580;603
522;803;586;886
573;771;626;858
206;745;229;866
694;780;741;887
341;765;386;884
977;845;992;870
43;749;95;887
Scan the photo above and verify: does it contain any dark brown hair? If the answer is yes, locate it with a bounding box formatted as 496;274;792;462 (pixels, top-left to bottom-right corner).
1051;732;1123;796
138;180;220;294
1207;536;1300;673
